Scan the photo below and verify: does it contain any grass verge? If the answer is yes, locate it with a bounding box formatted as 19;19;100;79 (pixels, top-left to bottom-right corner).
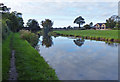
2;33;12;80
54;30;120;40
12;33;58;80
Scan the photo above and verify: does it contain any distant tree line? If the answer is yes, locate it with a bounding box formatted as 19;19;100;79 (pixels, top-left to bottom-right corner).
73;15;120;30
2;3;120;40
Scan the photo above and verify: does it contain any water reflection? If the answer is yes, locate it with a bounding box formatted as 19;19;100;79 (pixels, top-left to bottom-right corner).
73;38;85;47
105;42;120;47
42;33;53;48
37;36;118;80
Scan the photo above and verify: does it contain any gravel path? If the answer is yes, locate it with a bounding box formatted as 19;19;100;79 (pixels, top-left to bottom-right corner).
8;50;18;80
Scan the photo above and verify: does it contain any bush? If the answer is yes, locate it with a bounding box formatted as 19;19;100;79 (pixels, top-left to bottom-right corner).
112;27;120;30
2;19;10;39
83;24;91;29
19;30;39;47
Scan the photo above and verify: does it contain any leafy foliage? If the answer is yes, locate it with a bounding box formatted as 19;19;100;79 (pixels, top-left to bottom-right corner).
2;4;24;39
74;16;85;28
2;19;10;39
41;19;53;35
106;18;116;28
19;30;39;47
41;19;53;28
42;34;53;48
26;19;40;32
0;3;11;13
89;22;93;27
83;24;91;29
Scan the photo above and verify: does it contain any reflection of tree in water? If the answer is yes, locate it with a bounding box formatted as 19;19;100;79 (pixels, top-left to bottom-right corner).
105;42;120;47
35;44;40;52
42;33;53;48
73;38;85;47
35;36;41;52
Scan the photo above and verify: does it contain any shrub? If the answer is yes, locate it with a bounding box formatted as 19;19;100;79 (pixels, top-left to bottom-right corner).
83;24;91;29
2;19;10;39
112;27;120;30
19;30;39;47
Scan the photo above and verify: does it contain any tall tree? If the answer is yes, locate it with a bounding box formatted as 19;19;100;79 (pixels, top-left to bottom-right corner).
41;19;53;28
115;21;120;28
41;19;53;34
6;11;24;32
2;4;24;40
26;19;40;31
0;3;11;13
106;18;116;28
74;16;85;28
89;22;93;27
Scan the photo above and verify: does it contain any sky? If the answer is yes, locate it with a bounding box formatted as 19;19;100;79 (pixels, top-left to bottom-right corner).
1;0;119;28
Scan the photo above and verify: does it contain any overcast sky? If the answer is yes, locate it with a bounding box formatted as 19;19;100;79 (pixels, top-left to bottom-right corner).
1;0;119;28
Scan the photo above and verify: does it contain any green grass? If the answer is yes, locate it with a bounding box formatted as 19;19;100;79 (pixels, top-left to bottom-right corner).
0;44;1;81
54;30;120;39
2;33;12;80
12;33;58;80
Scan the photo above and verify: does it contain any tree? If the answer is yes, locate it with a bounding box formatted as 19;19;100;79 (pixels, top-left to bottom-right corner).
74;16;85;28
63;27;66;29
13;11;24;31
115;21;120;28
6;11;24;32
41;19;53;34
2;4;24;39
67;26;72;29
84;24;91;29
0;3;11;13
26;19;40;32
41;19;53;28
110;15;120;22
2;19;10;39
41;19;53;47
106;18;116;28
118;21;120;28
89;22;93;27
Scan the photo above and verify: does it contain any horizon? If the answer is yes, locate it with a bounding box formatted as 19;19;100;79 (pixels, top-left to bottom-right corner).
2;0;119;28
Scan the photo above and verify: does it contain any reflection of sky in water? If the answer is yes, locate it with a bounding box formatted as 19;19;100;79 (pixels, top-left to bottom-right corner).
38;36;118;80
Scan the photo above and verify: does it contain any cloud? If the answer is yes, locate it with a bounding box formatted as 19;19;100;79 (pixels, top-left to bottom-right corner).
37;36;118;80
1;1;118;27
2;0;120;3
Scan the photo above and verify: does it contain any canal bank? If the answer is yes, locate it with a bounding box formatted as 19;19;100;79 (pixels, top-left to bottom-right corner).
50;30;120;43
2;33;58;80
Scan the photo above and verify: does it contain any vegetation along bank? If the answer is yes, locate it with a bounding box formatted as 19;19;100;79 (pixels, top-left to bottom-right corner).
2;3;58;80
2;33;58;80
52;30;120;43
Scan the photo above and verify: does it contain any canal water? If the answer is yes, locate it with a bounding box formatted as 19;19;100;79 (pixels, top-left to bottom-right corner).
36;36;119;80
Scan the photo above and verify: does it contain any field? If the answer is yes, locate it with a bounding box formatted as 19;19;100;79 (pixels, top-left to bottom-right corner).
54;30;120;40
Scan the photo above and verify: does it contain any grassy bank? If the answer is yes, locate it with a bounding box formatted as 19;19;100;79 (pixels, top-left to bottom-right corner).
2;34;12;80
53;30;120;42
12;33;58;80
